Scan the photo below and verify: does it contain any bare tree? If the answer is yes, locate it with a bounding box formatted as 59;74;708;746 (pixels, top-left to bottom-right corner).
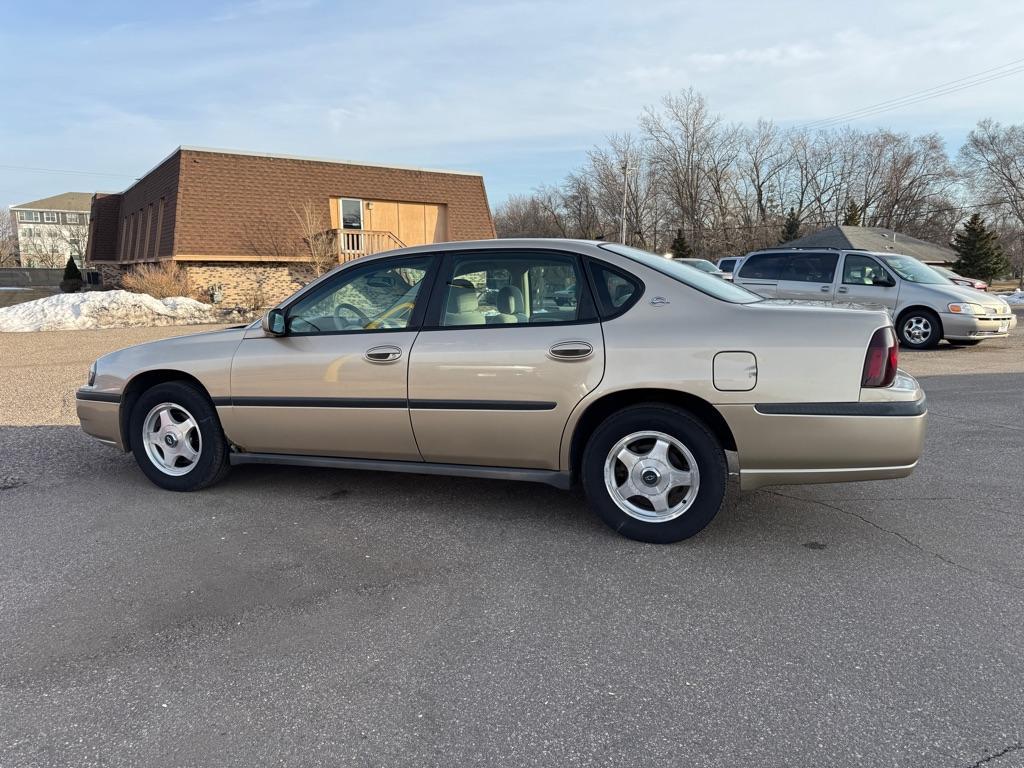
960;119;1024;230
292;202;337;277
241;216;296;259
0;209;17;267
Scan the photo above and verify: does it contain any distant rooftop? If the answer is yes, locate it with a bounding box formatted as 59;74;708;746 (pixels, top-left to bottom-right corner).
770;225;956;263
12;192;94;212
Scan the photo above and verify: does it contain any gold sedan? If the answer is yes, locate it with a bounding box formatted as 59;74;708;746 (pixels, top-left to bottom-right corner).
77;240;926;543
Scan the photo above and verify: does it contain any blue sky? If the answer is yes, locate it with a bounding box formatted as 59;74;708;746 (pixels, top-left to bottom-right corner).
2;0;1024;209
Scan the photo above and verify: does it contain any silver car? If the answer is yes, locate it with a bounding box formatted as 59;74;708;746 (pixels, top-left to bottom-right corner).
734;248;1016;348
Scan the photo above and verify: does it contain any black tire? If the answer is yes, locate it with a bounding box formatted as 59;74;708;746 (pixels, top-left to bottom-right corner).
896;308;942;349
129;381;230;491
581;404;727;544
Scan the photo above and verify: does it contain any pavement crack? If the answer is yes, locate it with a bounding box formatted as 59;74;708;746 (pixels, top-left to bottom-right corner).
765;490;1024;593
965;741;1023;767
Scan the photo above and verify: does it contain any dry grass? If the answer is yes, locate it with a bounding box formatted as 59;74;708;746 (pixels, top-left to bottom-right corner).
121;262;198;300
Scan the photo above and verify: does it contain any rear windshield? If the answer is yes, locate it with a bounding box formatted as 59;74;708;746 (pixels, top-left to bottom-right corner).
601;244;761;304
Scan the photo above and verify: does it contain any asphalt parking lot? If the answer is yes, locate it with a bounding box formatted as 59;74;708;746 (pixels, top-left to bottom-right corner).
1;320;1023;767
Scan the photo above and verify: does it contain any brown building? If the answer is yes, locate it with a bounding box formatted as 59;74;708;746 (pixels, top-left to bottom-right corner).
86;146;495;305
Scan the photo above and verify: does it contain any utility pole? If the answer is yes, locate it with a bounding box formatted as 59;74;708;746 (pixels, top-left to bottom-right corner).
620;159;630;245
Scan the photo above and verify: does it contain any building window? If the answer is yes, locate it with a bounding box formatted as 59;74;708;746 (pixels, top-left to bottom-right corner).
43;211;58;223
22;227;34;238
340;198;363;229
66;213;80;224
17;211;40;223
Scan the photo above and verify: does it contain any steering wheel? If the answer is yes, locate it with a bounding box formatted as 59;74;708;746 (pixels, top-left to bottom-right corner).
333;302;370;328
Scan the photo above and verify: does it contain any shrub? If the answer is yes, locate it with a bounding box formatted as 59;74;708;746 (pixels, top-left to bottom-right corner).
60;256;83;293
121;261;198;300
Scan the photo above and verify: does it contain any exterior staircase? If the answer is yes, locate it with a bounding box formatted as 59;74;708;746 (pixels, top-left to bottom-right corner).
334;229;406;263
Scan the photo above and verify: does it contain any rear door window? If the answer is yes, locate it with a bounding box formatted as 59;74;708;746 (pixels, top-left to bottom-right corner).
737;252;788;280
780;252;838;283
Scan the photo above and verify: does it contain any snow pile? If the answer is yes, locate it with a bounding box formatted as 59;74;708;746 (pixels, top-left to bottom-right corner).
0;290;221;332
1000;289;1024;305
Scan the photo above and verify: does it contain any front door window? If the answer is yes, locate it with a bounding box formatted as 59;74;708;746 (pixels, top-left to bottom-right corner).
287;257;432;334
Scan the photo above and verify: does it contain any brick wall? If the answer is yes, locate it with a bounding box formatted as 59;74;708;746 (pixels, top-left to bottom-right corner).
183;261;316;309
174;149;494;258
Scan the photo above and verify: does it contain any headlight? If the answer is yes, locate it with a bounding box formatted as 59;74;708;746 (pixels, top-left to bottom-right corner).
947;303;984;315
87;362;96;387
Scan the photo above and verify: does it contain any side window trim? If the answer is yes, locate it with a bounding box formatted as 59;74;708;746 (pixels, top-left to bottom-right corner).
281;254;439;336
584;257;644;320
420;248;599;331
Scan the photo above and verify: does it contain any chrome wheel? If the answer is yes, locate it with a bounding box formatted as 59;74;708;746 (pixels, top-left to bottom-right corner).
603;430;700;523
903;315;932;345
142;402;202;477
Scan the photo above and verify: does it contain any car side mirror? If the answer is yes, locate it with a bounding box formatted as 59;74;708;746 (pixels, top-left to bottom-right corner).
261;308;287;336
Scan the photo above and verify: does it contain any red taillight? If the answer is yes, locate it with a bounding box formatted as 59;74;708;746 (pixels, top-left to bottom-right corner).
862;327;898;388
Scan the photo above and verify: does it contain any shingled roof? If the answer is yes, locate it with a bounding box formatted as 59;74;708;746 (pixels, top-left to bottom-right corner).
12;192;94;212
770;225;956;264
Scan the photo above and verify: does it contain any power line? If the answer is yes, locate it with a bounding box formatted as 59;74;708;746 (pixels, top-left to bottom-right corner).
802;57;1024;130
0;163;136;179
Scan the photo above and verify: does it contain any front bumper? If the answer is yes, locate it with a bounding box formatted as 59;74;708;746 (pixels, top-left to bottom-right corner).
720;370;927;491
76;388;124;449
941;311;1016;341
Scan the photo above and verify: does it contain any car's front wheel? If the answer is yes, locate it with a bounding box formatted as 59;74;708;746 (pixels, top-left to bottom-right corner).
897;309;942;349
581;405;727;543
129;381;230;491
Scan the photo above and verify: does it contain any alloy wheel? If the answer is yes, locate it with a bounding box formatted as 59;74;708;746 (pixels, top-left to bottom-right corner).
603;430;700;523
142;402;202;476
903;315;932;345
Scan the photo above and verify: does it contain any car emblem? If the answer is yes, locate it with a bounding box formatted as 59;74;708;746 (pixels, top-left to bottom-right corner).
650;296;670;306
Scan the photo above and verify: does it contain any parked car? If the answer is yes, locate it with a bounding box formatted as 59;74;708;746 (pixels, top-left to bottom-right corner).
933;266;988;292
676;258;727;278
552;286;578;307
77;239;926;544
733;248;1016;349
716;256;742;281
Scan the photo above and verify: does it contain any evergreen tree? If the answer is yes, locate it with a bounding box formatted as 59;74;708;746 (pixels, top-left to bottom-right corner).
779;208;801;243
952;213;1009;283
842;199;863;226
669;228;693;259
60;256;83;293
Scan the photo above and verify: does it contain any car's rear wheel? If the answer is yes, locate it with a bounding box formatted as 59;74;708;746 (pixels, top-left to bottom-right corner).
897;309;942;349
129;381;230;491
581;405;727;543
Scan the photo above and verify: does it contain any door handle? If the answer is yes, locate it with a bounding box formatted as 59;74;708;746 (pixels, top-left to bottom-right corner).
548;341;593;360
820;285;831;292
837;286;849;294
364;345;402;363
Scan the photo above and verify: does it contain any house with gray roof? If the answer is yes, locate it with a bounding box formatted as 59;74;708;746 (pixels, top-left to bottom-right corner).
11;192;93;268
770;225;956;265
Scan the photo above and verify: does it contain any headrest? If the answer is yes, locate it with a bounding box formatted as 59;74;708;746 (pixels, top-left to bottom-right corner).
496;285;524;314
448;285;479;313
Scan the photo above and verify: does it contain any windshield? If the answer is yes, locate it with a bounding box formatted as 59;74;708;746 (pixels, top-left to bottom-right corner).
600;244;761;304
877;254;949;285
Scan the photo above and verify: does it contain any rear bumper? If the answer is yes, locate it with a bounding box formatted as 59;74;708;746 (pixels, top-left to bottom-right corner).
720;370;927;491
941;312;1016;341
76;388;124;449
